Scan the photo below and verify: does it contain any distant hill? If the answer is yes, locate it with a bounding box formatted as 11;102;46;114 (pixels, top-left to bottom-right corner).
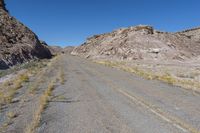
72;25;200;62
0;0;52;69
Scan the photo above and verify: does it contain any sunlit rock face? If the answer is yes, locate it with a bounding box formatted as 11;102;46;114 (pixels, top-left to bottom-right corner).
72;25;200;62
0;0;52;69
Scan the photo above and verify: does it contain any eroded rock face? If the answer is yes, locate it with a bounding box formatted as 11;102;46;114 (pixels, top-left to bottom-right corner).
0;0;52;69
72;25;200;61
178;27;200;43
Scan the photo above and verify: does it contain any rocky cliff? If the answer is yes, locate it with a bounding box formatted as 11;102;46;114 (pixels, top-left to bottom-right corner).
72;25;200;61
0;0;52;69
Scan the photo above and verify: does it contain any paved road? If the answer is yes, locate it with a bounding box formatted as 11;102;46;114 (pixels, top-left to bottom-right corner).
40;55;200;133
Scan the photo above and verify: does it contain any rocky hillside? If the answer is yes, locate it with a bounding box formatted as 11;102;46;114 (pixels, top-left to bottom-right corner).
47;45;74;55
178;27;200;43
64;46;75;54
0;0;52;69
72;25;200;62
48;45;63;55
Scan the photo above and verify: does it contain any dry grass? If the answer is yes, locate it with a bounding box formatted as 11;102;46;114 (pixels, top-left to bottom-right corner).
0;60;50;106
0;61;50;132
25;56;64;133
29;56;59;94
0;57;60;132
7;111;17;119
59;67;65;85
29;69;47;94
0;111;18;132
0;59;48;79
25;80;55;133
0;55;63;132
95;60;200;92
0;72;29;107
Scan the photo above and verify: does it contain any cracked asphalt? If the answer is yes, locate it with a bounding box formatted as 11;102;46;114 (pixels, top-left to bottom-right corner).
38;55;200;133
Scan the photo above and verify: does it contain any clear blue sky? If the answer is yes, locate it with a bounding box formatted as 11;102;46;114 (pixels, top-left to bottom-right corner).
6;0;200;47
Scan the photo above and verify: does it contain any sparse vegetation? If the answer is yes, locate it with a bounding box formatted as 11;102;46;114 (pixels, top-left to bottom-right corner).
0;59;48;78
25;80;55;133
0;72;29;107
0;55;63;133
29;69;47;94
7;111;17;119
28;55;62;94
25;56;64;133
0;111;18;132
59;67;65;85
95;60;200;92
0;60;51;132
